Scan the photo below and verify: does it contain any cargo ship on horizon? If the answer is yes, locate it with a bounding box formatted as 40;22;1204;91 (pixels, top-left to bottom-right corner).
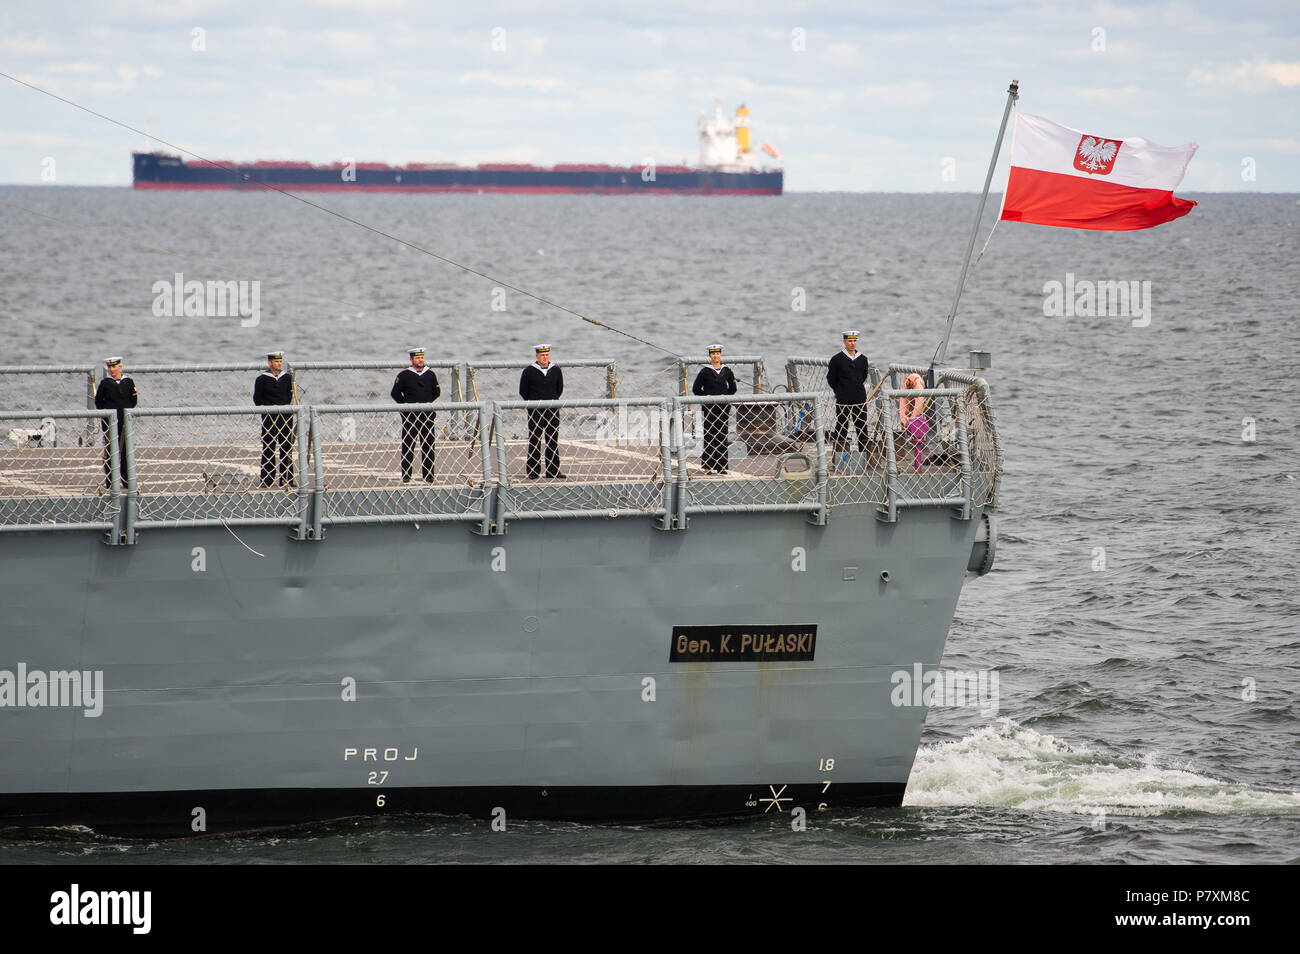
133;103;784;195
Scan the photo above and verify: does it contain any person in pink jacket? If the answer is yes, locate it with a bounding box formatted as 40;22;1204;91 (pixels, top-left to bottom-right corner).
898;373;929;472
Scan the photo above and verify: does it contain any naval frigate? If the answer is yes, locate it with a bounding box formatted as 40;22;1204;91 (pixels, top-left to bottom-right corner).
0;355;999;836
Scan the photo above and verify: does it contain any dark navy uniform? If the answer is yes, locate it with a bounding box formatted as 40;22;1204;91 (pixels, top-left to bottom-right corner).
391;357;441;482
692;351;737;473
94;360;136;488
253;356;295;487
519;348;564;479
827;335;871;454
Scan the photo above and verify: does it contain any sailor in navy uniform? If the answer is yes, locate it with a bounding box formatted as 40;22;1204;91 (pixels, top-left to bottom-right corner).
518;344;565;479
253;351;295;488
391;347;441;482
692;344;737;474
94;356;136;488
827;330;871;456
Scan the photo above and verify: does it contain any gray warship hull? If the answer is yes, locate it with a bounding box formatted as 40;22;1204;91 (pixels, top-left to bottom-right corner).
0;361;1000;836
0;509;985;836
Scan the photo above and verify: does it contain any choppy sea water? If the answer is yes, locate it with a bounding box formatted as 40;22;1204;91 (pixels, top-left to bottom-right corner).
1;188;1297;863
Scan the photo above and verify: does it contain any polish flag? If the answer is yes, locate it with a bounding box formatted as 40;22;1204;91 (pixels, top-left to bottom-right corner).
999;112;1198;231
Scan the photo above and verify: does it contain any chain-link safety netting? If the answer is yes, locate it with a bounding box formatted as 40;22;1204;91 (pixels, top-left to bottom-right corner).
886;364;1001;511
879;387;969;507
0;367;97;414
127;407;304;527
491;398;671;519
939;373;1000;508
0;410;120;529
676;394;828;513
673;355;770;396
310;402;491;526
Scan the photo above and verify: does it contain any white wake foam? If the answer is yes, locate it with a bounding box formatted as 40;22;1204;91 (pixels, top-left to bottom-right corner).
904;719;1300;816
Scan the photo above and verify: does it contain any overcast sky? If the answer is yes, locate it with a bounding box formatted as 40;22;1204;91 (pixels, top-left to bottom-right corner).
2;0;1297;191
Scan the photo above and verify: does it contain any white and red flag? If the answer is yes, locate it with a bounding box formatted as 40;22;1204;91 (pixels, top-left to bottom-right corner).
1000;112;1198;230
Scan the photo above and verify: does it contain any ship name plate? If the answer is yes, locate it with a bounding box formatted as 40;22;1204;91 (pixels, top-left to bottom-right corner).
669;625;817;662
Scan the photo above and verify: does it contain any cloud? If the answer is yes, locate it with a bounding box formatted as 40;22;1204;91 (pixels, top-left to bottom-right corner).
0;35;57;56
1225;137;1300;155
858;80;935;107
0;130;104;149
318;30;382;57
302;0;409;10
1189;58;1300;92
107;0;227;17
315;76;375;97
1087;0;1145;29
1067;85;1143;104
88;65;146;96
456;71;563;92
634;68;677;92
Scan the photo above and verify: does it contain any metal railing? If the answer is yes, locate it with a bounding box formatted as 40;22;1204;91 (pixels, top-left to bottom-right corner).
927;368;1002;510
0;408;122;537
0;362;467;412
0;357;999;541
880;364;1000;512
784;355;884;462
293;361;464;405
784;356;827;395
876;386;970;522
465;359;618;401
0;366;98;413
673;392;829;525
674;355;768;395
124;406;309;539
490;397;673;529
109;363;265;409
309;401;493;535
76;362;465;409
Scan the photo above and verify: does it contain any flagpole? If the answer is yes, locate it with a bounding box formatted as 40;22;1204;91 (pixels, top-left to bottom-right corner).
934;79;1019;368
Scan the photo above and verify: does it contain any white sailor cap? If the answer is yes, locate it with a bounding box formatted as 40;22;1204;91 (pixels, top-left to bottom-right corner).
842;330;860;339
266;350;284;360
534;343;551;354
104;356;123;367
408;347;425;358
707;343;722;354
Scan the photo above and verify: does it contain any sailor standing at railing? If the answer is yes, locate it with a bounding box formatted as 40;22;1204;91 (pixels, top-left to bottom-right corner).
518;344;566;479
391;347;440;483
94;356;136;489
692;344;737;474
253;351;295;488
826;330;871;461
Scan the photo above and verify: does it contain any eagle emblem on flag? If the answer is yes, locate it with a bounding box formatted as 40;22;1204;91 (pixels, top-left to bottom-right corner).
1074;135;1122;175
